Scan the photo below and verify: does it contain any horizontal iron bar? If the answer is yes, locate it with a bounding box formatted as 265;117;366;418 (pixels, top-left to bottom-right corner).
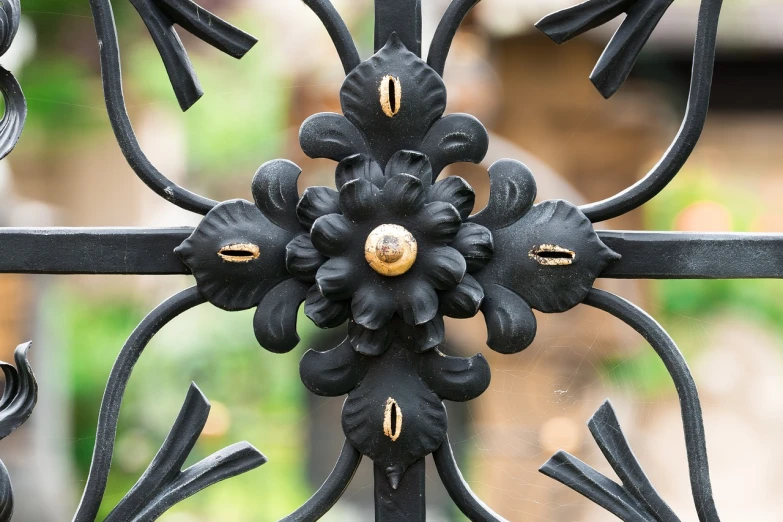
0;228;192;274
0;228;781;279
599;231;783;279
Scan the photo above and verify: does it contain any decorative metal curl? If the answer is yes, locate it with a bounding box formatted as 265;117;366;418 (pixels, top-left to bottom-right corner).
0;0;752;519
73;288;265;522
0;0;26;160
0;343;39;522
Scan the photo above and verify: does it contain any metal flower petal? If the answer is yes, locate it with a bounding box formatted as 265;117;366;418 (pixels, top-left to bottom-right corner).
352;284;397;330
335;154;385;189
381;174;426;216
310;213;355;256
397;281;439;326
420;246;466;291
419;201;462;244
403;316;445;352
450;222;494;273
438;274;484;319
348;320;392;356
384;150;434;185
429;175;475;219
304;285;350;329
339;178;382;222
297;186;340;228
286;234;326;283
316;257;359;301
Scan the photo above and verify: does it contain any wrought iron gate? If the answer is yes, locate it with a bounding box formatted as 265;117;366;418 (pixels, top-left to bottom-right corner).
0;0;764;519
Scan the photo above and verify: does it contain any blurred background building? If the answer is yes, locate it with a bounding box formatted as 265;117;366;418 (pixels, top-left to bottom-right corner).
1;0;782;520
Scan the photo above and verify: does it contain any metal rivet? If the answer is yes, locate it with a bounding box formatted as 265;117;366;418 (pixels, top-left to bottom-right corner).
365;224;417;276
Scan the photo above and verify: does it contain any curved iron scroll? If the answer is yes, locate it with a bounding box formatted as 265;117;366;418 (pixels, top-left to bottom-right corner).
539;288;719;522
0;0;777;519
73;287;265;522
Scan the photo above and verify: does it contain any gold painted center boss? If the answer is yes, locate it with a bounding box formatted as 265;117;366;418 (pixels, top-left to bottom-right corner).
364;224;417;276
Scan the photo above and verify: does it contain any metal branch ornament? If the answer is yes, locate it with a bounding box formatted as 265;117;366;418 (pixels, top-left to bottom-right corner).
0;0;742;519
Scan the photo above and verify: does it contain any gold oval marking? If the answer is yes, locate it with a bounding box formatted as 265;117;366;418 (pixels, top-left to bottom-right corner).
529;244;575;266
379;75;401;118
383;397;402;442
218;243;260;263
365;224;417;276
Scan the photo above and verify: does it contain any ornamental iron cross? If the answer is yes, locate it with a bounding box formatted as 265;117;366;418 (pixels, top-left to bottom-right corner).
0;0;762;520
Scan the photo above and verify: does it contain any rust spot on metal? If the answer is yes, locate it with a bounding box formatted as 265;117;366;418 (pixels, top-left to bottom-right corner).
383;397;402;441
218;243;260;263
379;75;401;117
529;244;575;266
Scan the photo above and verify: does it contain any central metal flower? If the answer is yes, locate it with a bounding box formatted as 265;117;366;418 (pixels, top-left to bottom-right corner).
365;224;417;276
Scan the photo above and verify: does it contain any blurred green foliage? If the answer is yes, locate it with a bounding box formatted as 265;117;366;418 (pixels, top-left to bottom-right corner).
20;3;290;185
603;169;783;396
54;287;317;520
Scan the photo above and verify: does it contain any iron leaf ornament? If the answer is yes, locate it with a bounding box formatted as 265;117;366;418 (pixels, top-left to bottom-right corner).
0;0;732;519
536;0;675;98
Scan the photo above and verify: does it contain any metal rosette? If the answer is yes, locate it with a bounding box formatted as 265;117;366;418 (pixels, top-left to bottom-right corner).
0;0;26;160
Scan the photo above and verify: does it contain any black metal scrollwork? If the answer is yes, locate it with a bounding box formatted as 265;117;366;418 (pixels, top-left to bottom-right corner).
0;0;26;160
0;0;765;519
0;343;38;522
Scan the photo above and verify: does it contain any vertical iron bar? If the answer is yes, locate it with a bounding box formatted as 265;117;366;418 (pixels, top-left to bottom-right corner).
374;459;425;521
374;0;421;55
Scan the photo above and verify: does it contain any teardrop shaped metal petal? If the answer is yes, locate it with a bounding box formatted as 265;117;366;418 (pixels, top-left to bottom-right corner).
335;154;386;189
419;113;489;177
450;223;494;273
304;285;350;329
384;150;434;185
300;338;368;396
418;349;491;402
286;234;327;283
253;278;309;353
251;159;304;232
438;274;484;319
470;159;537;230
297;186;340;229
429;176;475;219
299;112;368;162
481;283;537;354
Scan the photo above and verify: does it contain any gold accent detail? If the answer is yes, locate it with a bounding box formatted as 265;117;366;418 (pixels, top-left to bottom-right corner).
383;397;402;442
379;75;401;117
529;244;575;266
217;243;260;263
364;224;417;276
